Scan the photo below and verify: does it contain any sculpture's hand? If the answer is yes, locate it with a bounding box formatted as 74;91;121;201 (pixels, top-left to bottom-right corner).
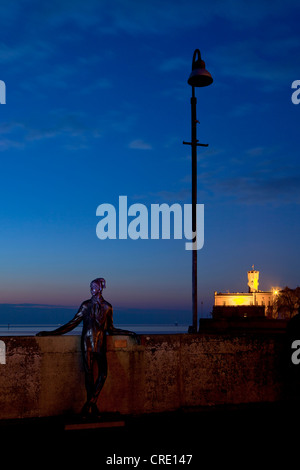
131;332;141;345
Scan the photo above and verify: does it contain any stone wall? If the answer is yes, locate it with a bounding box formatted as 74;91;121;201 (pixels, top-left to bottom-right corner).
0;333;287;420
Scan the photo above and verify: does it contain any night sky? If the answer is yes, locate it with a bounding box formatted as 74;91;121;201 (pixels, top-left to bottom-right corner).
0;0;300;323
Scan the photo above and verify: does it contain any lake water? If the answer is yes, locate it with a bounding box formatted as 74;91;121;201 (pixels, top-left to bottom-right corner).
0;323;189;336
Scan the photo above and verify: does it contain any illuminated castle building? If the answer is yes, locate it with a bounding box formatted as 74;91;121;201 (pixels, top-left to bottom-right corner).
213;267;278;319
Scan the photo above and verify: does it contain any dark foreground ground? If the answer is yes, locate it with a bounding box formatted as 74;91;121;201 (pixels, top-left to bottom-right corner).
0;401;299;468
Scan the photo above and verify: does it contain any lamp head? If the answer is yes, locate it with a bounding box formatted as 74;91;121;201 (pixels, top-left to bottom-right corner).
188;49;213;87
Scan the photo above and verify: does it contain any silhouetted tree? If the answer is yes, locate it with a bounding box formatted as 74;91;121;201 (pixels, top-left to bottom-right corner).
274;286;300;319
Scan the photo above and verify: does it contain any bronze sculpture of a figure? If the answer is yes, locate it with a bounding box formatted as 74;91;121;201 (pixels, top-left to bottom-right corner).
37;278;139;419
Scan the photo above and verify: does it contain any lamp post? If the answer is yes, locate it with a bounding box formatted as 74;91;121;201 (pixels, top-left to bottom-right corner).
183;49;213;333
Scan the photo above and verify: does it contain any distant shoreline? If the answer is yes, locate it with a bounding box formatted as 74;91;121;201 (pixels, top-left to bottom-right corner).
0;323;189;336
0;303;208;326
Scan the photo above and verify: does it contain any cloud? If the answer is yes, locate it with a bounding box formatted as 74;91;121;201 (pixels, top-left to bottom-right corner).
0;122;25;135
3;0;297;39
0;40;52;65
0;113;102;150
80;78;113;93
128;139;152;150
25;114;89;142
245;147;266;157
177;144;300;206
0;122;26;151
0;139;24;151
130;188;190;204
95;0;299;36
209;33;300;89
206;166;300;205
159;57;189;72
149;189;190;203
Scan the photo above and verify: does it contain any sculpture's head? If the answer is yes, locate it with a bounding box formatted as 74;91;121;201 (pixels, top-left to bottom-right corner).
90;278;106;296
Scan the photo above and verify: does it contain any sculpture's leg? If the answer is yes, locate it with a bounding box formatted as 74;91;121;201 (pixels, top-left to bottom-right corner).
81;348;95;417
89;352;108;417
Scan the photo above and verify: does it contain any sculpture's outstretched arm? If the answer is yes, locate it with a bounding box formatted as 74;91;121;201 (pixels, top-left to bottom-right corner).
36;303;86;336
107;308;140;343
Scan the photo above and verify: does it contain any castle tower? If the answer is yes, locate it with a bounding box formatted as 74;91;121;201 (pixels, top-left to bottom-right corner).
247;266;259;293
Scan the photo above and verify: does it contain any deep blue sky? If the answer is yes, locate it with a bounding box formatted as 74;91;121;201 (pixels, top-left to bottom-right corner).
0;0;300;320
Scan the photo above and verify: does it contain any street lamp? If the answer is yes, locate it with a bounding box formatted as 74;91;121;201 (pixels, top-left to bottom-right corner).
183;49;213;333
